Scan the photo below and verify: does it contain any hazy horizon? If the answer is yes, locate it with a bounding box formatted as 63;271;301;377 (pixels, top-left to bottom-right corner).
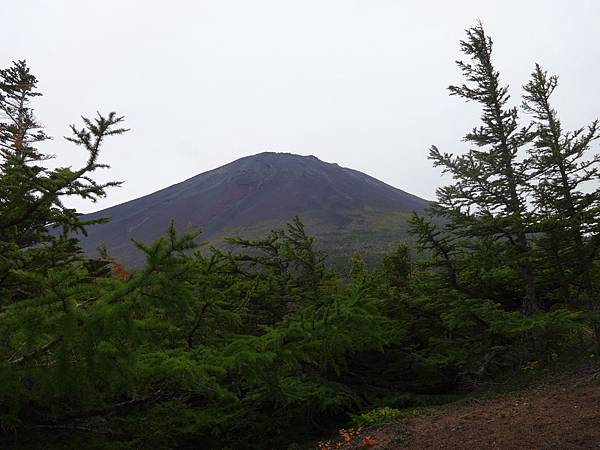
3;1;600;213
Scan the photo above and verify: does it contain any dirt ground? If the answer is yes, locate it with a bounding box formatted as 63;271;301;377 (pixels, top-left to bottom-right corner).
378;368;600;449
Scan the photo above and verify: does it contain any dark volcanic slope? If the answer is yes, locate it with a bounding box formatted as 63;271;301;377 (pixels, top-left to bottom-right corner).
79;152;428;264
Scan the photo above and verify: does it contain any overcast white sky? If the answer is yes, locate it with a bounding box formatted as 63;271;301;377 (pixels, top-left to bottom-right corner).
3;1;599;212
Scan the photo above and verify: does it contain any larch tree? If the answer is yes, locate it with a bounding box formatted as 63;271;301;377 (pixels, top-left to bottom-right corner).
0;60;129;427
0;60;127;300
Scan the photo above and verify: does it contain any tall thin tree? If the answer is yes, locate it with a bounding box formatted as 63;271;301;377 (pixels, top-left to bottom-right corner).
428;23;539;311
523;64;600;333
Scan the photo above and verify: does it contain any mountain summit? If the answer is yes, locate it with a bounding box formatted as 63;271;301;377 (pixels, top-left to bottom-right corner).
80;152;429;265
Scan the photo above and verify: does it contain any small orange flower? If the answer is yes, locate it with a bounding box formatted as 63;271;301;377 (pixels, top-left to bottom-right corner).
362;435;376;446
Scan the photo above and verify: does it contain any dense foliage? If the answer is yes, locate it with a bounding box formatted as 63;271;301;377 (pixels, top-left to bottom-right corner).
0;25;598;449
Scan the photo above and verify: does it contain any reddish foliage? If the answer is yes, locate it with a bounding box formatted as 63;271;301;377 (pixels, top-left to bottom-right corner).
105;255;130;280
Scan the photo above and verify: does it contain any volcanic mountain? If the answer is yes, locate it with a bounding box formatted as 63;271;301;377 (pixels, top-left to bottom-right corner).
79;152;429;266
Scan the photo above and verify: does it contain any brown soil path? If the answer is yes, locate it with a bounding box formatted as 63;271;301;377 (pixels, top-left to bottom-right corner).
385;369;600;449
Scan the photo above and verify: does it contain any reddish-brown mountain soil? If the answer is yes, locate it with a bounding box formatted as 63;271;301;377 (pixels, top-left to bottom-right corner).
371;367;600;449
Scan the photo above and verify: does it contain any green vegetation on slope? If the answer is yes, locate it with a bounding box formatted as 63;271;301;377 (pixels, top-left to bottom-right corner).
214;207;417;270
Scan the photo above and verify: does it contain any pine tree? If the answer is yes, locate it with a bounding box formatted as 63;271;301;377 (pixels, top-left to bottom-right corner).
428;24;539;312
522;64;600;334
